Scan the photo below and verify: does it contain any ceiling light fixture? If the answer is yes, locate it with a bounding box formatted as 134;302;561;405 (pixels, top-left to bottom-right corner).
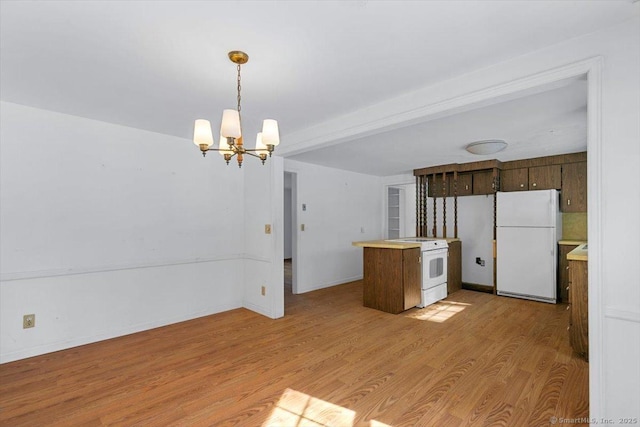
192;51;279;167
465;139;508;155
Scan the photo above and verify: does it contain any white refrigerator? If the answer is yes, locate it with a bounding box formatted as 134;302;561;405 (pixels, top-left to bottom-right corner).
496;189;562;303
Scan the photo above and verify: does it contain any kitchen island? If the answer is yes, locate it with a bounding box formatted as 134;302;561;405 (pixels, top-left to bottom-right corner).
353;238;462;314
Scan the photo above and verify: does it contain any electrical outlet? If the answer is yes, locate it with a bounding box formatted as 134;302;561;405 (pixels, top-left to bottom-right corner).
265;224;271;234
23;314;35;329
261;286;266;296
301;224;305;231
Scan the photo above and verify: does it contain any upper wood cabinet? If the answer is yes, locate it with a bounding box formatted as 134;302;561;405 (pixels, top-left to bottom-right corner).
529;165;561;190
414;153;585;201
472;170;496;195
427;173;473;197
501;168;528;192
561;162;587;212
454;173;473;196
501;165;561;192
427;175;450;198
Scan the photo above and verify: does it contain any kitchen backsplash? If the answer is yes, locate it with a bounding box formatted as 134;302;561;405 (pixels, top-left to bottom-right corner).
563;212;588;241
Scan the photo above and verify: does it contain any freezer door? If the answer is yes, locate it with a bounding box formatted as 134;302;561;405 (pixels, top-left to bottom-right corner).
496;227;557;302
497;190;557;227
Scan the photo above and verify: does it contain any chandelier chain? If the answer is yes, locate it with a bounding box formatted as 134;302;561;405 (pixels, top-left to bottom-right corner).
237;64;242;118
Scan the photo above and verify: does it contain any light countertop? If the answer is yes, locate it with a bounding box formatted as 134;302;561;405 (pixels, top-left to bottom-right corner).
353;237;460;249
558;240;587;246
567;243;588;261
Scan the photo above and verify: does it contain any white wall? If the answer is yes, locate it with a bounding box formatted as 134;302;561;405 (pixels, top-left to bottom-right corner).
0;102;246;363
284;159;383;293
242;156;284;319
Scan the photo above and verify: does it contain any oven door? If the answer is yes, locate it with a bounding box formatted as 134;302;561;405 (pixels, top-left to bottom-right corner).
421;248;448;289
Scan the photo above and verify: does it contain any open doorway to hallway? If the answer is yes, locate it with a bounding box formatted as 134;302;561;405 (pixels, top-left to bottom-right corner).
284;172;297;296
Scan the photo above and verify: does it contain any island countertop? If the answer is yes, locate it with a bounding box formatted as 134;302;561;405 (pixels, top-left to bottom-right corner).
353;237;461;249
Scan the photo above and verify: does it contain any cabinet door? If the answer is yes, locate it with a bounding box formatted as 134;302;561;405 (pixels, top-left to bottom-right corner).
428;175;450;198
447;241;462;294
569;260;589;360
501;168;528;192
402;248;422;310
451;173;473;196
557;244;578;303
472;170;496;195
529;165;561;190
561;162;587;212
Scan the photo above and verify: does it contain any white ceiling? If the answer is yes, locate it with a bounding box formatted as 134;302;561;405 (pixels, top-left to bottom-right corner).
1;1;635;176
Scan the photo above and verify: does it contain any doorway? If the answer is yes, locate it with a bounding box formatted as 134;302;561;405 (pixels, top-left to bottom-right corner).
284;171;298;296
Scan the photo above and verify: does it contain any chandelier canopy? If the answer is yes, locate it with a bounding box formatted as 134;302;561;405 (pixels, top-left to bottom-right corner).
193;51;279;167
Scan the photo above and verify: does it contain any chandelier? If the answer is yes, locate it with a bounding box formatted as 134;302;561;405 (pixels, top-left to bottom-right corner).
193;51;279;167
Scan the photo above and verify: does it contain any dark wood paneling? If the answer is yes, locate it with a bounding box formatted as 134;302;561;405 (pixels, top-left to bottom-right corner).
457;159;502;172
501;152;587;170
413;163;459;176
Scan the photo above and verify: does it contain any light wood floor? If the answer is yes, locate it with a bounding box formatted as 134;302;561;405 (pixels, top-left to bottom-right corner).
0;280;588;426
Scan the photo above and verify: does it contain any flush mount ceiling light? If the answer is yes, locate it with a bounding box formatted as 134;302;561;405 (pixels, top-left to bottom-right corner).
465;139;508;155
192;51;279;167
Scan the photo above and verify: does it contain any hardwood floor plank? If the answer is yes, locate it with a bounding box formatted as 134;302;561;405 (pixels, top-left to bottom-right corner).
0;283;588;426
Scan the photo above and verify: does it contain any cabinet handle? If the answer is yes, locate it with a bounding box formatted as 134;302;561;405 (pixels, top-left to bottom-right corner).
566;286;570;291
532;182;537;187
465;184;469;190
567;325;571;331
418;257;421;264
520;183;524;188
566;305;570;311
567;199;571;206
566;266;569;270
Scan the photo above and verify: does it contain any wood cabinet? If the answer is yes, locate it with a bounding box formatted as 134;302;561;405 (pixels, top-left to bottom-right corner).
568;259;588;361
501;165;561;192
428;173;474;197
472;170;496;195
561;162;587;212
501;168;529;192
363;247;421;314
558;244;579;303
447;240;462;294
427;174;450;198
529;164;561;190
454;173;473;196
